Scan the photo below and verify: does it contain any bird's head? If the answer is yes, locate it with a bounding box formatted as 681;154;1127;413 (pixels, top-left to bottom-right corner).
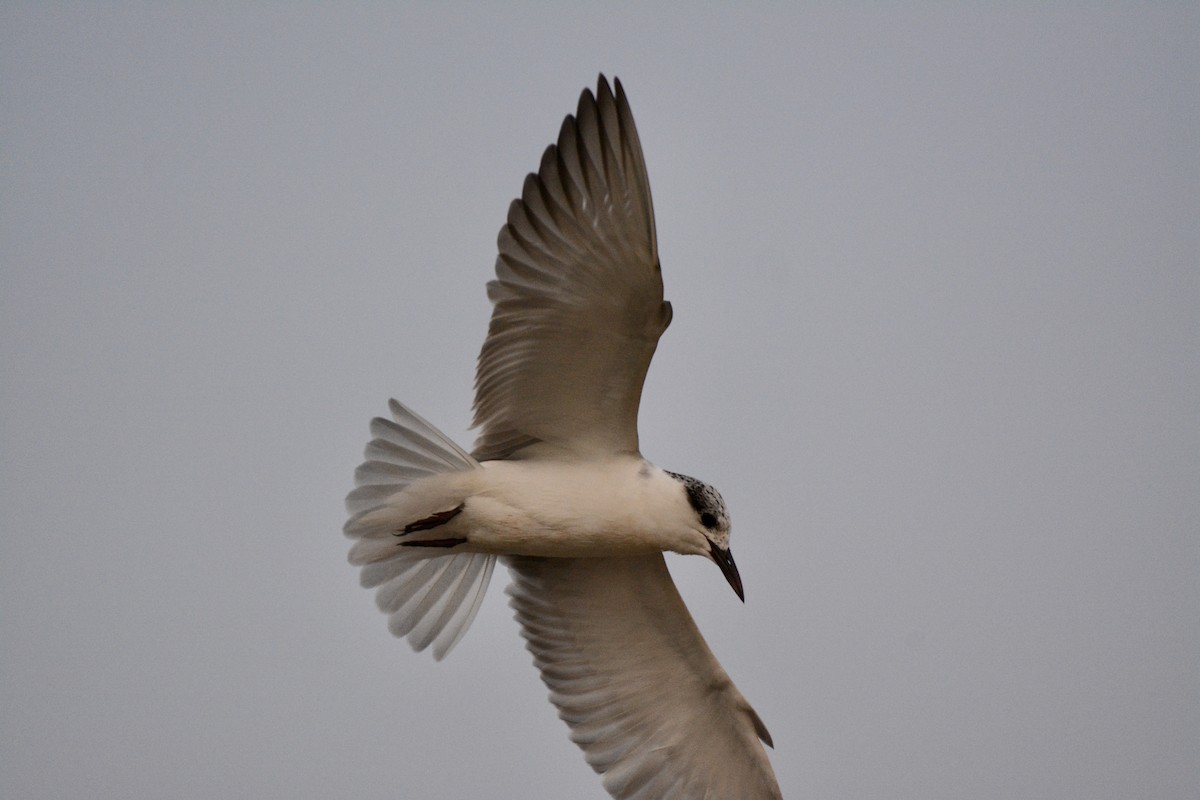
665;471;743;601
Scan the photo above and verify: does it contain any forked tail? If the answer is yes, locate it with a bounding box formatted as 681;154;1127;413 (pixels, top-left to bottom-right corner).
344;399;496;660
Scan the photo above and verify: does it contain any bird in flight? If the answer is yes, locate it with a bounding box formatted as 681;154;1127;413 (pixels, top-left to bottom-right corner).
344;75;781;799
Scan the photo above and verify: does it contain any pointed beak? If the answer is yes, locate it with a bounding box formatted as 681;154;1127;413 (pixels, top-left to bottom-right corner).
709;542;744;602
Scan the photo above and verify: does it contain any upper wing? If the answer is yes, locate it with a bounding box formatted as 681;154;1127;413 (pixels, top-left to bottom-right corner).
506;554;782;800
472;75;673;462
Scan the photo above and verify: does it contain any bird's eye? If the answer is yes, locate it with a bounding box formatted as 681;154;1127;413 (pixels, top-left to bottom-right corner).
700;512;718;529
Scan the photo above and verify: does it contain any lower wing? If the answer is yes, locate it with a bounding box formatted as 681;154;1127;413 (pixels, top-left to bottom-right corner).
506;553;781;799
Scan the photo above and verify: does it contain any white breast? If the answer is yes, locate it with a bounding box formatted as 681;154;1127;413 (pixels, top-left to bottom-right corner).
464;458;698;557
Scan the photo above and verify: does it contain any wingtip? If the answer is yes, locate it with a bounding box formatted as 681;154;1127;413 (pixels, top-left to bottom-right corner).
594;73;627;108
745;705;775;748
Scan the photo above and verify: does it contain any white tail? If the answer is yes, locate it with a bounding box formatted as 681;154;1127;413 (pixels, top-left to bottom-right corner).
344;399;496;660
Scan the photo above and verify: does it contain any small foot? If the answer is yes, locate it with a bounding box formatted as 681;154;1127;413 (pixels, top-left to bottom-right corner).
400;537;467;549
398;503;465;535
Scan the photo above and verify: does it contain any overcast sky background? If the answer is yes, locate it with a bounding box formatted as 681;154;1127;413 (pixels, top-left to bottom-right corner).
2;4;1197;799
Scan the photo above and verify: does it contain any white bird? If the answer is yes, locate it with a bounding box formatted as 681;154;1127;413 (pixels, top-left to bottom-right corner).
345;75;781;799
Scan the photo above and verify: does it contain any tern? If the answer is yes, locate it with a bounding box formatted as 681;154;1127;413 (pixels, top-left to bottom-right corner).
345;75;781;799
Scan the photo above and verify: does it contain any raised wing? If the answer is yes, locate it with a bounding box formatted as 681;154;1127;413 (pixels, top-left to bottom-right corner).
507;555;782;799
472;75;672;462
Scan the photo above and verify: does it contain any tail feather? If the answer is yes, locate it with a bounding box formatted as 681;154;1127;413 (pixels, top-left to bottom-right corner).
365;435;460;475
344;399;496;660
392;553;495;655
355;459;430;485
421;554;494;656
345;479;408;516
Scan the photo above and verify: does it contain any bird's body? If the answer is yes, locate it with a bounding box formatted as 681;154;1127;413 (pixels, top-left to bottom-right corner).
351;454;713;558
344;75;781;799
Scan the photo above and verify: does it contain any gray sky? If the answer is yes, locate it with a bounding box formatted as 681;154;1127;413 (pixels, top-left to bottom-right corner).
2;4;1197;798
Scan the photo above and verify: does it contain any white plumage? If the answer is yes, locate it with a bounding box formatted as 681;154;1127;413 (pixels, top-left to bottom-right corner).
345;75;781;798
